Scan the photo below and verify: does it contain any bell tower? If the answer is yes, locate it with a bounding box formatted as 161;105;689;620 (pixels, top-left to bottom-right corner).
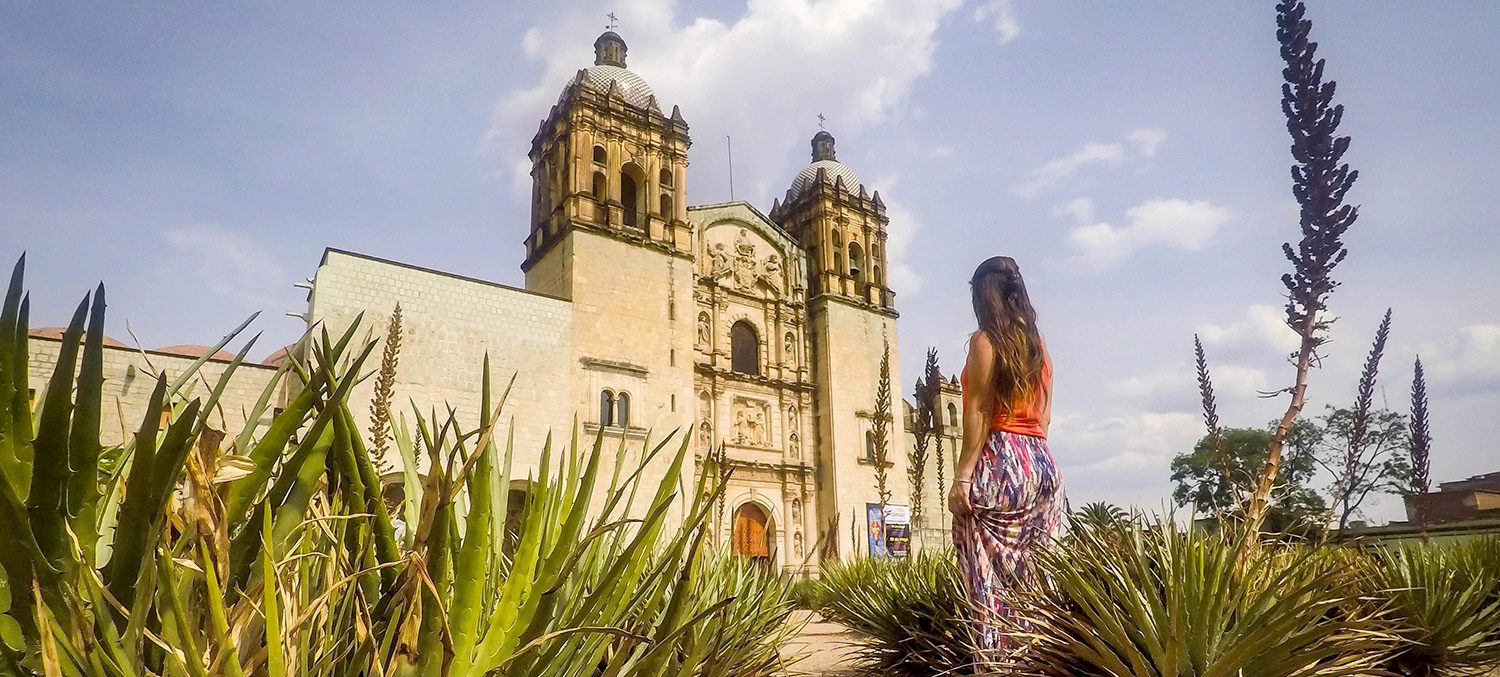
769;132;895;310
523;30;693;299
518;32;699;523
771;131;903;559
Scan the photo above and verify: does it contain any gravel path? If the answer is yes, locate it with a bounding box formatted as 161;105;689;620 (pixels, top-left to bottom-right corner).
780;611;864;676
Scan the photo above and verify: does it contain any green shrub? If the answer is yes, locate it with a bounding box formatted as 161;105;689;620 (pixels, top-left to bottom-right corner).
812;552;974;676
0;258;797;676
1016;521;1396;677
1359;536;1500;676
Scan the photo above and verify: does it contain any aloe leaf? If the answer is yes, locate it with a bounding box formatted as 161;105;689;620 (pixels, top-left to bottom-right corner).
27;295;87;570
224;384;317;521
65;285;106;568
260;503;287;677
0;257;31;499
106;397;201;604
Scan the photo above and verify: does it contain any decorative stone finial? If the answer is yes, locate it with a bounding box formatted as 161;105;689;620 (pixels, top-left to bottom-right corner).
594;31;627;67
811;130;836;162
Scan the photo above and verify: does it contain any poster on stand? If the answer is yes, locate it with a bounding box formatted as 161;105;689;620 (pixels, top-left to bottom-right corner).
865;503;886;557
884;505;910;558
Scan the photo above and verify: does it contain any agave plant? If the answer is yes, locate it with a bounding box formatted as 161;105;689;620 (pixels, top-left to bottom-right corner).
1359;537;1500;676
814;551;974;676
1014;519;1397;677
0;256;800;676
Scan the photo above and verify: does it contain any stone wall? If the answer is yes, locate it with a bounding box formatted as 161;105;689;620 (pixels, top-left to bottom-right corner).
27;337;283;447
307;249;575;473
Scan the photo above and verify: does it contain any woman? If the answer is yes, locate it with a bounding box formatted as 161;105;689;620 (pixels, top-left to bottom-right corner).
948;256;1066;662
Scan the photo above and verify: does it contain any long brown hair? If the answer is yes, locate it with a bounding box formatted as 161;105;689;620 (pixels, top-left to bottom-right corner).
970;256;1045;416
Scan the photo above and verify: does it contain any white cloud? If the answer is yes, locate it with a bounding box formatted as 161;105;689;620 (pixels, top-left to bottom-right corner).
1110;362;1275;406
1050;197;1095;224
1012;127;1167;198
1199;303;1299;357
1060;198;1232;271
927;145;954;159
163;226;288;310
1125;127;1167;158
490;0;967;206
1052;410;1202;474
1418;323;1500;396
972;0;1020;44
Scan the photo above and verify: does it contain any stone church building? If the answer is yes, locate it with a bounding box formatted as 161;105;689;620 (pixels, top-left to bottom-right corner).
28;30;965;571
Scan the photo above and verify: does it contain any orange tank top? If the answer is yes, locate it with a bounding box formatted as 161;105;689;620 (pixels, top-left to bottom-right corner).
961;355;1051;439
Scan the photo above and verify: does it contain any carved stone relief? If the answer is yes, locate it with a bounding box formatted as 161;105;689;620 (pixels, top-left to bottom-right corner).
788;432;800;459
783;332;797;367
732;397;771;447
703;227;785;295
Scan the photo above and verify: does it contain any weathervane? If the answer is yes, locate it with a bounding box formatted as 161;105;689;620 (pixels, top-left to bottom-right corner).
817;113;827;131
606;12;619;30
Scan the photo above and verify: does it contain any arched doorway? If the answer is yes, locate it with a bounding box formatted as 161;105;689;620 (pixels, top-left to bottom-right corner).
731;503;771;563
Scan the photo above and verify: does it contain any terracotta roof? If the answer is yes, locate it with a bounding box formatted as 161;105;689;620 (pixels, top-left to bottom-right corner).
262;346;293;367
29;327;127;348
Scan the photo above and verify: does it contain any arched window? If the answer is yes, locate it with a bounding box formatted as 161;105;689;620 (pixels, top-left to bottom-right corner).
659;168;673;186
620;163;644;228
947;402;959;428
616;392;631;428
730;321;760;375
599;390;615;427
848;242;866;285
593;145;607;164
591;171;607;199
659;193;673;218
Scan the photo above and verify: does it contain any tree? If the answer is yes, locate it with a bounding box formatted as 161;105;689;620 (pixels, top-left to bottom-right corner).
1311;406;1410;533
1173;425;1325;535
1320;309;1403;533
1246;0;1362;538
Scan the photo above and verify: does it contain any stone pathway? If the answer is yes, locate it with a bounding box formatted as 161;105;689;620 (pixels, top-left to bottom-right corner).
780;610;863;676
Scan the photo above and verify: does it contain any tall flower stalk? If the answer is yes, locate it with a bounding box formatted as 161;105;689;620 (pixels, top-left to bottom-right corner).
1194;334;1238;512
1326;309;1392;533
368;303;403;477
908;376;930;537
1246;0;1361;538
871;335;894;517
1408;357;1431;523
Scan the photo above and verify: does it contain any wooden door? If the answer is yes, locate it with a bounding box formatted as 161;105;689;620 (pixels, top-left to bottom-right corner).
731;503;770;560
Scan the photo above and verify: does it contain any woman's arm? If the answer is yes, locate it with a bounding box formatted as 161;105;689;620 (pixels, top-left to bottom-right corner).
950;333;995;516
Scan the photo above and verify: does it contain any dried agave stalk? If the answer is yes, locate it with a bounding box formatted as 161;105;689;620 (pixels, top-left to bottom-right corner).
1194;334;1239;515
368;304;403;478
1408;356;1431;525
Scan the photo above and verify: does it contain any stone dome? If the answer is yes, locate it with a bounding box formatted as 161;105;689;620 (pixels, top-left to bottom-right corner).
568;64;656;109
791;160;862;198
564;31;656;110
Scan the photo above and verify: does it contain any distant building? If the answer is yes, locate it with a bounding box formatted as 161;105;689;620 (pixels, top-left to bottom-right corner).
1405;471;1500;523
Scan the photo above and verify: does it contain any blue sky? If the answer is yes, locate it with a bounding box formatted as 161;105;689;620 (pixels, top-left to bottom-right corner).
4;1;1497;522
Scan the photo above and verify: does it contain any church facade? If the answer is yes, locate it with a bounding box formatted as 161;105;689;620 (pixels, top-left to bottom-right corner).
28;31;968;571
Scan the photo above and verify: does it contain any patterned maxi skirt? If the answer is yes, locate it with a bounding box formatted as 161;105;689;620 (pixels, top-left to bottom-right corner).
953;429;1066;661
